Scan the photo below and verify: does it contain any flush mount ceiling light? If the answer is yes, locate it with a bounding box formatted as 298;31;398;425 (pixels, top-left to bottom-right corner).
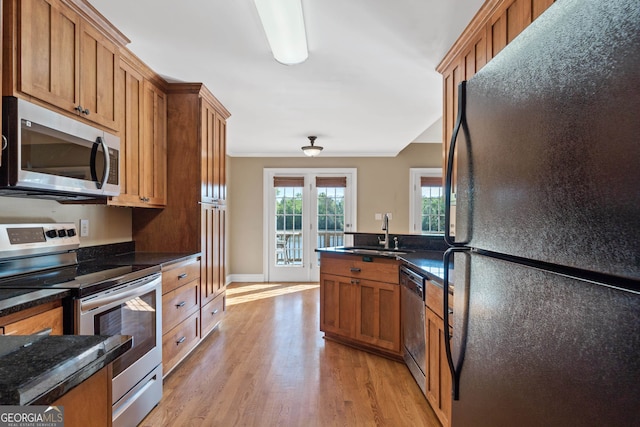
302;136;323;157
253;0;308;65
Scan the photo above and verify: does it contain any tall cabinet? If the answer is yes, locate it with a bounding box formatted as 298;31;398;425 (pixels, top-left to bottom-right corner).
133;83;230;343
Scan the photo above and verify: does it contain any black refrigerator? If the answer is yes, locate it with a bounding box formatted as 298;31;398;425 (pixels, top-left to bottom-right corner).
443;0;640;426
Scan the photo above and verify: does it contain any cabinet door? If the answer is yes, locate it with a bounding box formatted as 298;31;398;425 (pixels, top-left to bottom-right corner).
354;279;400;352
141;80;167;207
79;22;118;129
200;101;227;204
425;307;452;427
109;60;144;207
214;113;227;202
319;273;356;338
201;204;225;306
19;0;79;111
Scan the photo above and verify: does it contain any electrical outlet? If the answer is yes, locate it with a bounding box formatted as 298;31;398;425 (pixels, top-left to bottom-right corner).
80;219;89;237
375;213;382;220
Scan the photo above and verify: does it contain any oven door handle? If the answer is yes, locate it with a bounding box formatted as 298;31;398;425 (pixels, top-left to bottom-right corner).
80;276;160;312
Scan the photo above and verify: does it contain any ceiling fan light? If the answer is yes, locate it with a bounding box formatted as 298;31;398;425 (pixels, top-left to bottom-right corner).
254;0;308;65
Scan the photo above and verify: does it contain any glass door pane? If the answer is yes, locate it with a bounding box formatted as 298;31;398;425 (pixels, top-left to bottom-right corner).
275;185;303;266
316;186;345;249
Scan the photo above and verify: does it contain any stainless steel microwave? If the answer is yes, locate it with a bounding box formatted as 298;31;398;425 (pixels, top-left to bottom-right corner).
0;97;120;200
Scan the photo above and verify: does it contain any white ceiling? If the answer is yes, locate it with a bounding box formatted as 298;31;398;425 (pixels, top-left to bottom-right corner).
90;0;484;157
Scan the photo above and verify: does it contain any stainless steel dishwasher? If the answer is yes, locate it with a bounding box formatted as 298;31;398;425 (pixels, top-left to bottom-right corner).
400;265;427;395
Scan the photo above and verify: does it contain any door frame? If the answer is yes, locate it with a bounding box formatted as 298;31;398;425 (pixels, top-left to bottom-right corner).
263;168;357;282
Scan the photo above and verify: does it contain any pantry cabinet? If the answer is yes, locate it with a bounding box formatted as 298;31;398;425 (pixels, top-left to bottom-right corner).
319;252;401;358
4;0;120;130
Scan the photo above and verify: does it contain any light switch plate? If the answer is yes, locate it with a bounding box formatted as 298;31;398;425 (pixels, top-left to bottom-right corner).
80;219;89;237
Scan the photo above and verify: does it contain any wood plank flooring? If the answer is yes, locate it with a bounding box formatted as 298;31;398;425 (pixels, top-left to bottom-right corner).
140;282;440;426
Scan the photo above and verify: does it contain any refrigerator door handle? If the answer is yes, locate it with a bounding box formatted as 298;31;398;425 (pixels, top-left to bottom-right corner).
445;81;469;247
443;246;469;400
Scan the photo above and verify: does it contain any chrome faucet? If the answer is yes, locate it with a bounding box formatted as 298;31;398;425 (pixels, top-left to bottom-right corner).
378;213;390;249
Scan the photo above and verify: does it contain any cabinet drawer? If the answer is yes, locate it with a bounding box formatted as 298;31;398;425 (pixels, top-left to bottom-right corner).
162;311;199;376
2;304;64;336
321;253;399;284
201;292;224;338
162;258;201;294
162;280;199;333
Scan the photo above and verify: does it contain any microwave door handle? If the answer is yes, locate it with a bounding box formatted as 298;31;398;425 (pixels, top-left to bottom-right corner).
96;136;110;190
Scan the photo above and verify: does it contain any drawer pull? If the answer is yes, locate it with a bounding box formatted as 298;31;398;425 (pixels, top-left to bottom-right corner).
212;309;219;315
350;267;361;273
176;336;186;345
176;301;186;308
178;273;188;279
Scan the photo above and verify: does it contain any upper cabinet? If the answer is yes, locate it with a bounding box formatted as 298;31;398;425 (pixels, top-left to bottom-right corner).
437;0;554;203
108;55;168;209
201;99;227;204
4;0;121;130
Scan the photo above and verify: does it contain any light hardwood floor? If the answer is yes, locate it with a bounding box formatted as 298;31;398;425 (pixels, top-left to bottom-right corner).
140;282;441;426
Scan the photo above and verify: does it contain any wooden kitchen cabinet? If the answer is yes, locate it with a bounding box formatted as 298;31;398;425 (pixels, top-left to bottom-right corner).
133;83;230;374
4;0;121;130
437;0;554;212
425;307;452;427
108;54;167;208
52;364;112;427
0;300;64;336
161;257;201;377
319;252;401;358
201;203;226;306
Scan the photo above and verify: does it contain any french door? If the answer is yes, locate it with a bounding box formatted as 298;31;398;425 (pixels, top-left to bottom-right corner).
264;168;357;282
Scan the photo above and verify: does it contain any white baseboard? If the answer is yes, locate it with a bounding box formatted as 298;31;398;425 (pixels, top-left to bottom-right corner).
227;274;265;284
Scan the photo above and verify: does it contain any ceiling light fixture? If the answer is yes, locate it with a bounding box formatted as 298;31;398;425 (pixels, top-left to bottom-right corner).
253;0;308;65
302;136;323;157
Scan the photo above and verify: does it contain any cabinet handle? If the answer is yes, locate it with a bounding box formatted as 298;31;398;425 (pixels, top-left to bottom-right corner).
175;301;186;308
350;267;361;273
448;308;454;315
212;309;219;315
176;336;186;345
1;135;7;151
178;273;188;279
350;279;360;285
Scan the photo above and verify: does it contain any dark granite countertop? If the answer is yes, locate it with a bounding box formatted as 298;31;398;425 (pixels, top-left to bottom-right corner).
106;251;201;268
0;334;131;405
317;246;451;285
0;289;70;318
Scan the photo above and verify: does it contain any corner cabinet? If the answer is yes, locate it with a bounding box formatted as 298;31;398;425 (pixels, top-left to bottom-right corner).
319;252;401;358
4;0;122;130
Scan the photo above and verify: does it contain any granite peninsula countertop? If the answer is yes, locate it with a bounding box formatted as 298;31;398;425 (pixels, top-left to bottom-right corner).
0;334;131;405
317;247;452;286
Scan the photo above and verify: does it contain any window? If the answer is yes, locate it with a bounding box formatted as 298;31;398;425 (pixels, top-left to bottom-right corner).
410;168;445;234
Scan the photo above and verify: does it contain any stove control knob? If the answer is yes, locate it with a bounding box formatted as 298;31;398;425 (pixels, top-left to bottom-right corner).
45;230;58;239
66;229;76;237
57;229;67;238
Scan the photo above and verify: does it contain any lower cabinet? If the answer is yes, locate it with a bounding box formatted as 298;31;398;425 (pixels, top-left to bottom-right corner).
319;253;401;358
425;307;452;427
52;364;112;427
1;300;64;335
161;255;226;377
201;292;225;339
161;257;201;377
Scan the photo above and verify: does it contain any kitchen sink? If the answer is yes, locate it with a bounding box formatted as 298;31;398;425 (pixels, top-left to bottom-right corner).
340;246;412;256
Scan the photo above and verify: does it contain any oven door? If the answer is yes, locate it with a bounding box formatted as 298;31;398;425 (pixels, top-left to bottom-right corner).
76;273;162;407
